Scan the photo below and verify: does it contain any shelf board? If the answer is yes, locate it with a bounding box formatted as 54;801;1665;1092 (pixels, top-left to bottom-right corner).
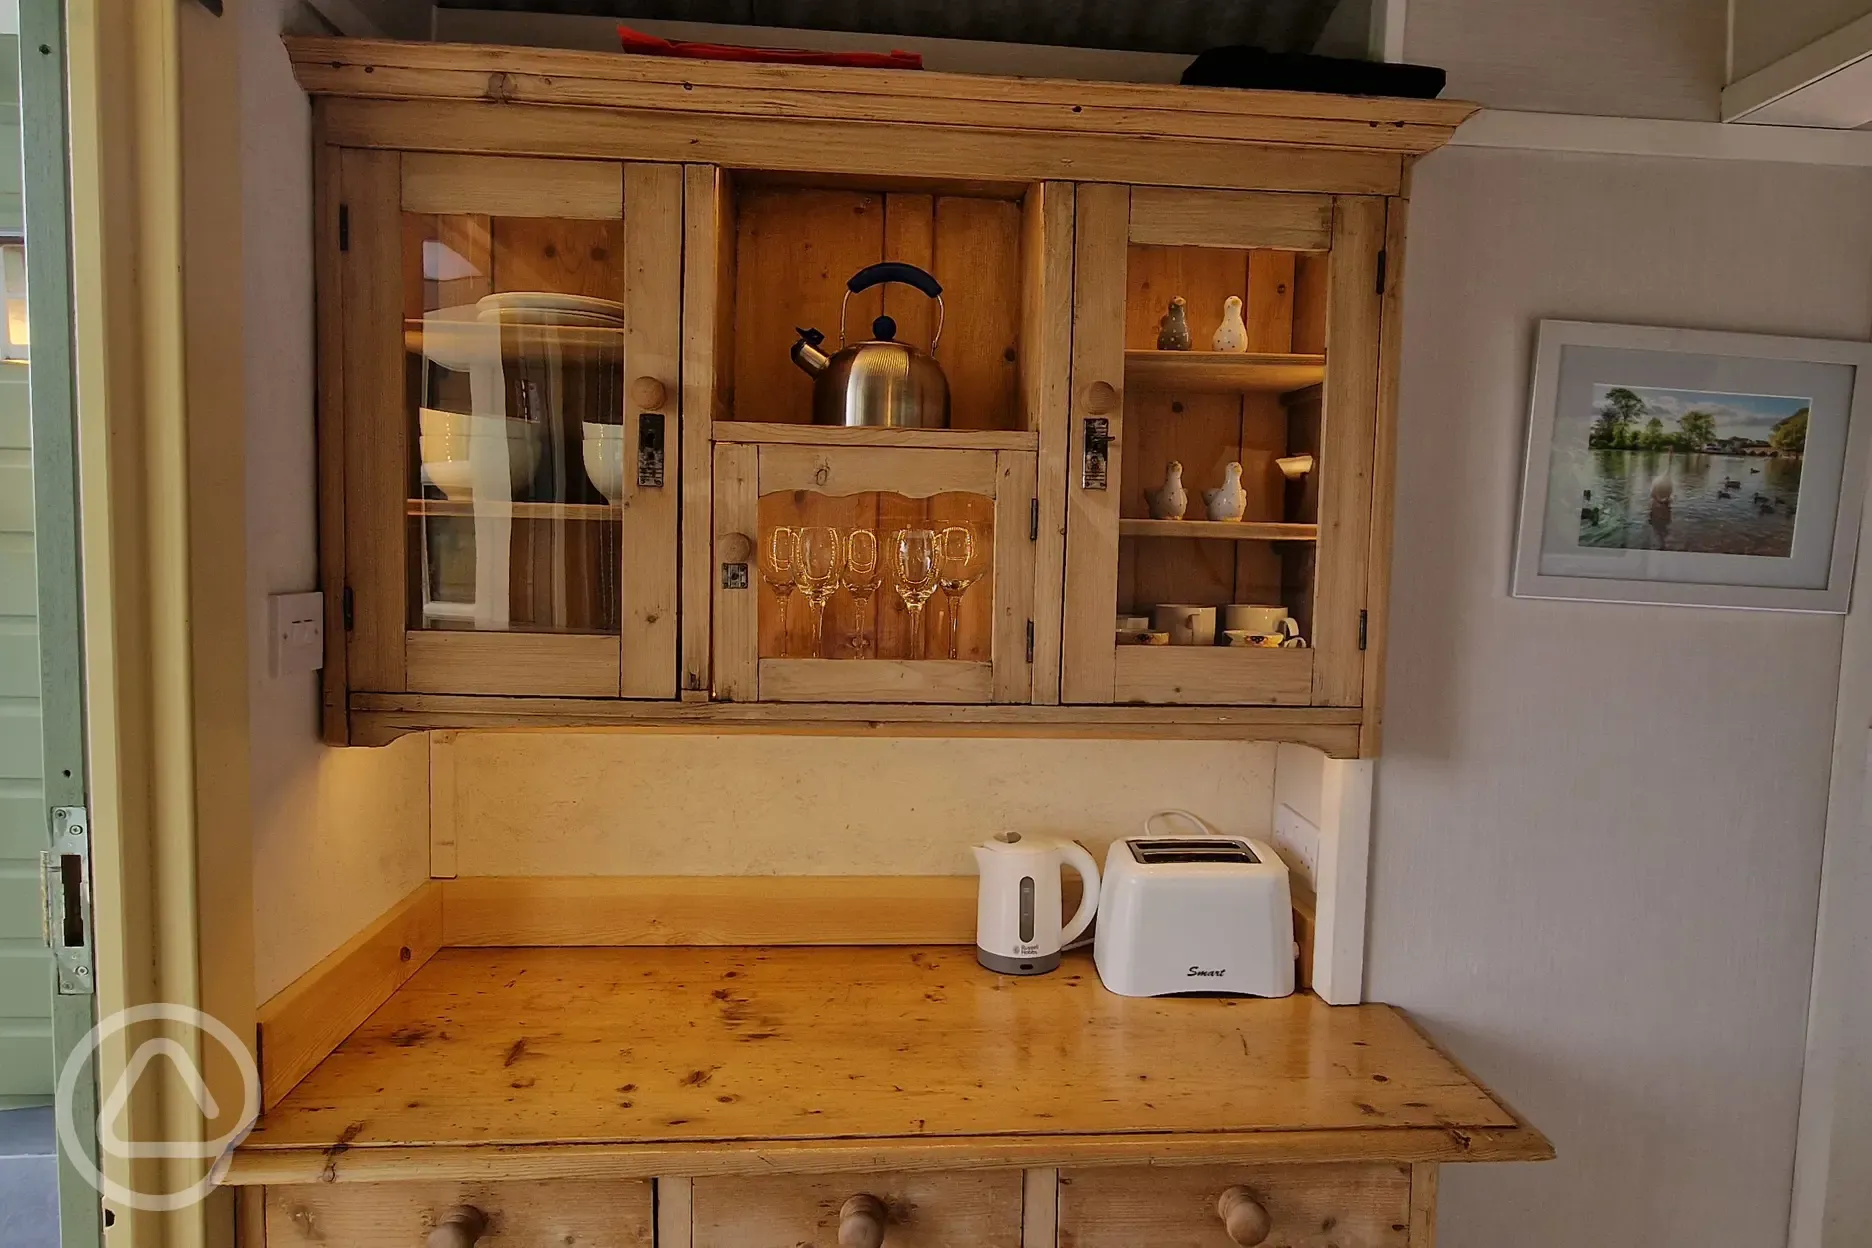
713;421;1037;451
1120;519;1318;541
1124;350;1326;394
408;498;621;520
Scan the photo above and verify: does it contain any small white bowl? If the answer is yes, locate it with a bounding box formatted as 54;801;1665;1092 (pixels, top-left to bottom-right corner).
582;421;627;503
418;408;543;501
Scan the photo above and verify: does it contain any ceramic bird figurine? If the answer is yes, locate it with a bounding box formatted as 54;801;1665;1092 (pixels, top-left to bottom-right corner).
1146;461;1187;520
1213;295;1249;352
1156;297;1192;351
1204;461;1247;522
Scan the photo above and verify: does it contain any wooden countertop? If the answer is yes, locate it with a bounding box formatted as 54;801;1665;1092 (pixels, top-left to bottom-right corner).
230;946;1549;1184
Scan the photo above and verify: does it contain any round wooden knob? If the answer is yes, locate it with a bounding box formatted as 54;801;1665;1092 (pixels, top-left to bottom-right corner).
1216;1187;1271;1247
425;1206;488;1248
630;375;669;411
718;531;754;563
837;1194;888;1248
1083;380;1119;415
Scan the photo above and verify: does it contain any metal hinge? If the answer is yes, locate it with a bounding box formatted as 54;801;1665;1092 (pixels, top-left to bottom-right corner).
338;204;349;252
342;585;355;631
1029;498;1039;541
41;807;94;996
1375;249;1387;296
1026;620;1035;665
1358;609;1368;650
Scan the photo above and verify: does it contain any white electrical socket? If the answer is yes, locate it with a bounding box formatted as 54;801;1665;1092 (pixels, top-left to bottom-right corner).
268;591;325;677
1272;801;1321;888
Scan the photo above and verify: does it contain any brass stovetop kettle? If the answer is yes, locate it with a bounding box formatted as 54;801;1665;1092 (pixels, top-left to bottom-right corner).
790;262;950;428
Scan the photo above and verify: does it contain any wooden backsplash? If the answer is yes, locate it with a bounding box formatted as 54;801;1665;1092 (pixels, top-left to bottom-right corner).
430;733;1278;877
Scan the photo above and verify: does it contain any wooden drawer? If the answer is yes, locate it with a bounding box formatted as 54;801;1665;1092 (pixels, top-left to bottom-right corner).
264;1178;654;1247
691;1171;1025;1248
1058;1164;1412;1248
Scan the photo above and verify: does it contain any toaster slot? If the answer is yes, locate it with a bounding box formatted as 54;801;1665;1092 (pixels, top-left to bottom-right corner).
1126;838;1262;865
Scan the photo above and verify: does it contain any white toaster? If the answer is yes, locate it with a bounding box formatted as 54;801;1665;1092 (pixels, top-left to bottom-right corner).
1093;818;1296;999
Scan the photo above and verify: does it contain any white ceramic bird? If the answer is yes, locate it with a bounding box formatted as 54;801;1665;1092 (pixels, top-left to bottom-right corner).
1204;461;1247;522
1146;461;1187;519
1213;295;1249;352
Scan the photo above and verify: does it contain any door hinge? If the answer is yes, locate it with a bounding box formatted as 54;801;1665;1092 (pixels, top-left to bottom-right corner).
41;807;94;996
338;204;350;252
1358;609;1368;650
1375;249;1387;296
1026;620;1035;665
342;585;355;631
1029;498;1040;541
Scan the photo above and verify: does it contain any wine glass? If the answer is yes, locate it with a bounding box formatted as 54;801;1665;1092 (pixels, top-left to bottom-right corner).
841;528;883;659
797;526;843;659
892;529;941;659
935;523;988;661
760;526;800;658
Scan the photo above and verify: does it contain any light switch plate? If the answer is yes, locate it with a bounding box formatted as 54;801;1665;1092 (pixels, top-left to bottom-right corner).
268;591;324;677
1272;801;1321;888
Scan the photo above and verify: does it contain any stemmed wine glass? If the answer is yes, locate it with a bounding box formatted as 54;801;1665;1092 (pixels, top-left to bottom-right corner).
760;526;800;658
841;528;883;659
935;523;987;661
892;528;942;659
797;526;843;659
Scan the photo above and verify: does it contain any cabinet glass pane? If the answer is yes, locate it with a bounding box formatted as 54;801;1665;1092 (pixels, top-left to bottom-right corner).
755;491;996;661
1116;243;1324;649
403;212;625;634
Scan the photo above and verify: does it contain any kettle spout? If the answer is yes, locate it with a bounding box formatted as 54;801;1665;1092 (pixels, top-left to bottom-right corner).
791;327;830;377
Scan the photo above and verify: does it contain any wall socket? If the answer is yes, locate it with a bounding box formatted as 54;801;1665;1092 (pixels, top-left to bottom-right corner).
268;592;325;677
1272;801;1321;887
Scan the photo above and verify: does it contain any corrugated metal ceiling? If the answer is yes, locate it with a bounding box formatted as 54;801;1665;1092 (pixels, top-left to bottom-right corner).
435;0;1345;56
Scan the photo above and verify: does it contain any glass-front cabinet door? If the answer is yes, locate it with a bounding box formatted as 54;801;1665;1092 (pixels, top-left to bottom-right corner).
332;151;681;699
711;441;1037;703
1061;185;1385;707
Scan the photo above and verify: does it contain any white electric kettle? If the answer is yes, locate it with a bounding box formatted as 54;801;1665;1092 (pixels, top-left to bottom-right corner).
972;832;1100;975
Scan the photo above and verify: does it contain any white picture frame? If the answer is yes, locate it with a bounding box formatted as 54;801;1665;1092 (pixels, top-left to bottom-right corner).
1513;320;1872;612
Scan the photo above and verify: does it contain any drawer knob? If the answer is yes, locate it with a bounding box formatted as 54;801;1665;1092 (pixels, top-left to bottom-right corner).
1216;1187;1271;1247
631;376;670;411
837;1193;888;1248
426;1206;488;1248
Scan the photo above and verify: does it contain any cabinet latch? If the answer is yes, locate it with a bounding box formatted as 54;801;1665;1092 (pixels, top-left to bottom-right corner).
637;413;666;488
1358;609;1368;650
41;807;93;996
1081;418;1110;491
338;204;349;253
1026;620;1035;665
342;585;354;632
1029;498;1039;541
1375;249;1387;296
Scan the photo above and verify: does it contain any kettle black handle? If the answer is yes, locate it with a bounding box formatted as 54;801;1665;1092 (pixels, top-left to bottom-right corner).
847;261;943;300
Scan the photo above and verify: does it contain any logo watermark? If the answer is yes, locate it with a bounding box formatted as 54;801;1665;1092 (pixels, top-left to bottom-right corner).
55;1003;260;1212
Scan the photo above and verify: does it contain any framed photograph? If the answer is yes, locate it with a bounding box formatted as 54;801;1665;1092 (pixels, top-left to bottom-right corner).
1513;321;1872;612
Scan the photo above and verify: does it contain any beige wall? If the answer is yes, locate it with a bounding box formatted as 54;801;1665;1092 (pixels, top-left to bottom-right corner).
1732;0;1871;82
242;0;429;1002
1371;145;1872;1248
1404;0;1726;119
444;734;1278;877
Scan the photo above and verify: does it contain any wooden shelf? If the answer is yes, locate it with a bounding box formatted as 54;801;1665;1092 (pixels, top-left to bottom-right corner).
712;421;1037;451
408;498;621;520
346;692;1367;755
229;943;1548;1183
1124;350;1326;394
1120;519;1318;541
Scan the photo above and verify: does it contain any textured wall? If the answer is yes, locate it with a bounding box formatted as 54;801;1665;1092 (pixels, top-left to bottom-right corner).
1370;145;1872;1248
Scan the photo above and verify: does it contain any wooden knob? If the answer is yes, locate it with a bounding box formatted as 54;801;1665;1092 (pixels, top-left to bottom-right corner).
1083;380;1119;415
630;375;669;411
718;531;754;563
425;1206;488;1248
1216;1187;1271;1247
837;1194;888;1248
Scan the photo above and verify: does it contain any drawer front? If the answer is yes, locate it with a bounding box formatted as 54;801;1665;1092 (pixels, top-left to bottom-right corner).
692;1171;1024;1248
1058;1164;1411;1248
265;1178;654;1248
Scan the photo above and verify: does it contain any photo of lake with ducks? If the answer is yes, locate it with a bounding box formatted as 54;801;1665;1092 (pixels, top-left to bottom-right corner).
1570;384;1808;558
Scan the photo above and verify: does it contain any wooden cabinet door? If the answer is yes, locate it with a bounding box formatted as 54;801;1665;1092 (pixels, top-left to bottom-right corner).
1060;184;1385;708
711;441;1036;704
328;151;682;701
